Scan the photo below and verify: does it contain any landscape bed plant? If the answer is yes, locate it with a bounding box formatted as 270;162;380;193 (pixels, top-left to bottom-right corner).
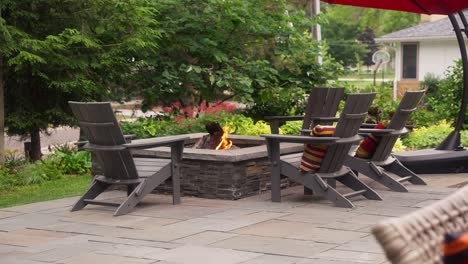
0;146;92;208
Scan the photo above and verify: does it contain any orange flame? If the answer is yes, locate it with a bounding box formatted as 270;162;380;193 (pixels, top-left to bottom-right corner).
215;126;233;150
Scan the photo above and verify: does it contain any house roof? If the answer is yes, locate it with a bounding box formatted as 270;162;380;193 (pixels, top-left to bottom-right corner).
376;11;468;42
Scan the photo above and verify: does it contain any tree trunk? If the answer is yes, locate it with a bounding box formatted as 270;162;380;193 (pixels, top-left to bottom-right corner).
29;128;42;161
0;57;5;165
307;0;322;64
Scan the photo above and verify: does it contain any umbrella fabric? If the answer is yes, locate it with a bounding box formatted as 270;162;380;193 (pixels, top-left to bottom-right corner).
321;0;468;15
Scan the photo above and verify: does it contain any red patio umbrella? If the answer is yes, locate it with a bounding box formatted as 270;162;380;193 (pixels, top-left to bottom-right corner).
322;0;468;151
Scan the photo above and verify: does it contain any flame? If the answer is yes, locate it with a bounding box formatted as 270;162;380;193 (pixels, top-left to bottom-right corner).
215;126;233;150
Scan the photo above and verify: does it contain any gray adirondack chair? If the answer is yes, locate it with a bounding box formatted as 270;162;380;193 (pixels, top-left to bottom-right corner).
69;102;188;216
345;90;426;192
262;93;382;208
265;87;345;134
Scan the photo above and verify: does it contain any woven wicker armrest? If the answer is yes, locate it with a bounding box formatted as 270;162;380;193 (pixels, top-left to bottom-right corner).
372;185;468;264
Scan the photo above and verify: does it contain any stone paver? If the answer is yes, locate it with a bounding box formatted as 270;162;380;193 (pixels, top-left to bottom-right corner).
234;220;367;244
174;231;238;245
0;210;23;219
211;234;336;258
0;174;464;264
156;245;262;264
313;249;386;263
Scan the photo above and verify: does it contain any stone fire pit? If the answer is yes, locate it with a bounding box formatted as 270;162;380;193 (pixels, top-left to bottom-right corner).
131;133;303;200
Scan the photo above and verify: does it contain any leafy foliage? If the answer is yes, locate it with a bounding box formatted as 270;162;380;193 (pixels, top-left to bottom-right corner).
426;60;466;128
279;121;303;135
121;111;272;138
321;4;419;66
1;0;160;159
16;159;63;186
344;82;398;122
0;146;91;190
52;150;91;175
403;121;468;150
137;0;341;118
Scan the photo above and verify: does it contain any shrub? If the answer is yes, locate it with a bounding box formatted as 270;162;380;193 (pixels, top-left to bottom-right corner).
245;87;307;121
426;60;465;127
402;121;468;149
121;111;272;138
0;168;18;190
279;121;302;135
3;149;27;171
53;150;91;175
409;108;439;128
16;159;63;186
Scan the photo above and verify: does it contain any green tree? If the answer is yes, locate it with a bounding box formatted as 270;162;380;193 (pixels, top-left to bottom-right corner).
137;0;341;117
321;4;419;66
357;28;378;67
1;0;160;160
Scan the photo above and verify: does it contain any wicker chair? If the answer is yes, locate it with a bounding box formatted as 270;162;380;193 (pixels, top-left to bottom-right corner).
372;185;468;264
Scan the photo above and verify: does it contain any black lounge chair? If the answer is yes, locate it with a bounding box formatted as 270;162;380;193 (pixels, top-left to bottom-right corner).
69;102;187;216
262;93;382;208
345;90;427;192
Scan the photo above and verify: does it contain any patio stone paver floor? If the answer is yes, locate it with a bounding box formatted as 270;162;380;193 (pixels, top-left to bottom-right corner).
0;173;467;264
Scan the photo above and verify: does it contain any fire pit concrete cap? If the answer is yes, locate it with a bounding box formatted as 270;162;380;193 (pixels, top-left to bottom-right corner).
132;133;303;162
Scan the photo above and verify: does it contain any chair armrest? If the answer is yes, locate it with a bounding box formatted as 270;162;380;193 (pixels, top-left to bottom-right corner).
360;123;377;128
310;116;339;122
124;135;188;149
358;128;395;135
264;115;304;121
261;134;339;144
124;134;136;140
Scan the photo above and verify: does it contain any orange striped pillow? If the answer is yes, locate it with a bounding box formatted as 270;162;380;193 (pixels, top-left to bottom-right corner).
443;232;468;264
355;121;388;159
300;125;335;173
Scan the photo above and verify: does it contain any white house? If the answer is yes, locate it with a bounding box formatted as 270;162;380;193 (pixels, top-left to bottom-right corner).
376;13;467;96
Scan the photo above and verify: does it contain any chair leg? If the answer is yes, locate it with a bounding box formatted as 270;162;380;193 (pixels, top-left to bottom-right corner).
114;189;142;216
346;157;408;192
303;174;354;208
271;164;282;203
172;171;181;205
383;158;426;185
71;180;109;212
323;186;354;208
337;171;382;201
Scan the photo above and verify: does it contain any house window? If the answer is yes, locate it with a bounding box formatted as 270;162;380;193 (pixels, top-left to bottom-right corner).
402;43;418;79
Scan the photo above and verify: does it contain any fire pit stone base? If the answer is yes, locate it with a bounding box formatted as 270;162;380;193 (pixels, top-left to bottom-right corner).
151;158;291;200
93;133;303;200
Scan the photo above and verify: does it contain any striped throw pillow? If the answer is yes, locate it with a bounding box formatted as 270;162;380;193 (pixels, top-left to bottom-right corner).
355;122;387;159
443;232;468;264
300;125;335;173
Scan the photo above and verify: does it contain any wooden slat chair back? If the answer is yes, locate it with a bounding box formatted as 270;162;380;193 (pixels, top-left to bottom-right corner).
70;102;139;181
321;93;375;173
372;91;425;161
69;102;187;216
302;87;345;130
345;90;426;192
372;185;468;264
262;93;382;208
266;87;345;134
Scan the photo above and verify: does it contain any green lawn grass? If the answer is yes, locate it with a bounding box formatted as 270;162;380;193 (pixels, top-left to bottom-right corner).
0;174;91;209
